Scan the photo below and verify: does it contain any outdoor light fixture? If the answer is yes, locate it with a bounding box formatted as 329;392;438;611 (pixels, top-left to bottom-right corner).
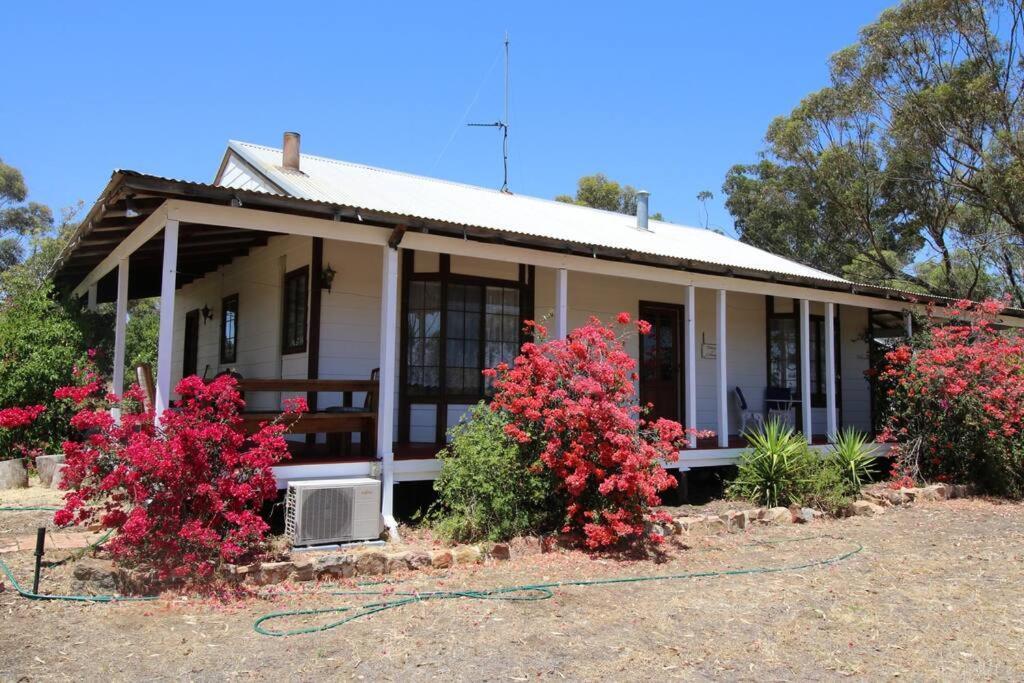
321;264;337;293
201;305;214;323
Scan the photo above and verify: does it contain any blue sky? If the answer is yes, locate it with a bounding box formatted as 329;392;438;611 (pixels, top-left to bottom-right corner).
1;1;893;235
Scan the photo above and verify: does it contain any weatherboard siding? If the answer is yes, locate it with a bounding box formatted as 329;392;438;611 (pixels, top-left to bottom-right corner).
173;238;873;446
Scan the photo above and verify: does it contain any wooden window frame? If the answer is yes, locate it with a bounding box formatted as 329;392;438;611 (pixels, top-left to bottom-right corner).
220;293;239;364
183;308;200;378
398;252;535;444
282;266;309;355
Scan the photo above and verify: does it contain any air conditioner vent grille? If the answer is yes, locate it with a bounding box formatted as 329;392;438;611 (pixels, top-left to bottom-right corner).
298;487;353;544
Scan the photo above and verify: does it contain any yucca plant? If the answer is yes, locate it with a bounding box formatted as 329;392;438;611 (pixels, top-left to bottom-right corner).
828;427;878;494
727;419;813;508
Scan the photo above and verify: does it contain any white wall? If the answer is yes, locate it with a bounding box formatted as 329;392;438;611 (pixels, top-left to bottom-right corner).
839;305;872;432
172;239;874;445
172;233;310;410
534;268;767;435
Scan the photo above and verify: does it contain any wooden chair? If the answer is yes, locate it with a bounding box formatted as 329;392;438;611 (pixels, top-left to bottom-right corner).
323;368;380;457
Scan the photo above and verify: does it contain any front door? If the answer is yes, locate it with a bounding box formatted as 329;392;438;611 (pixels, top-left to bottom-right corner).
638;302;684;422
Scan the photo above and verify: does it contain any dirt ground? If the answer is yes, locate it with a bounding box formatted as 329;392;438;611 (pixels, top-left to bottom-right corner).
1;490;1023;681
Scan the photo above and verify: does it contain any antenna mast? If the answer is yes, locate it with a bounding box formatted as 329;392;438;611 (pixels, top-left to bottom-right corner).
469;33;511;192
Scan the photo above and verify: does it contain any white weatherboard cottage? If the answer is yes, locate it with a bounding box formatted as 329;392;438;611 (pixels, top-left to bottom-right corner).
52;133;1024;532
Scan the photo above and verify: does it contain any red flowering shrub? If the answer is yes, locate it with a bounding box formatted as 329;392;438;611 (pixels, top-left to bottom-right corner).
878;299;1024;497
54;368;303;588
0;404;46;462
485;313;708;549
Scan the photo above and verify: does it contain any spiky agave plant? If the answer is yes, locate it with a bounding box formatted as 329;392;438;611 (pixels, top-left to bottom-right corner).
727;418;812;508
828;427;878;494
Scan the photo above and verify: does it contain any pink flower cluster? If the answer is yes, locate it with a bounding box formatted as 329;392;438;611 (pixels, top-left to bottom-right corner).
485;314;707;548
54;366;302;588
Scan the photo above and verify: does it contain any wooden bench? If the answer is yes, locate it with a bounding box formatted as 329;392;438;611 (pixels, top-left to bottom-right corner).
237;378;378;457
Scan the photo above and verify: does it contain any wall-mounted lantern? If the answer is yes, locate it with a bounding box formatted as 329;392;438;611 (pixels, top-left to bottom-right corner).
201;304;215;324
321;263;337;293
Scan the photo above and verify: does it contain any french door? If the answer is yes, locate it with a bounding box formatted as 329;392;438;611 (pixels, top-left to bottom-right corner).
638;302;684;423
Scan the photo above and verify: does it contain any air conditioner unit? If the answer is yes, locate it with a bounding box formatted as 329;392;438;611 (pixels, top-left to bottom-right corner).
285;478;383;546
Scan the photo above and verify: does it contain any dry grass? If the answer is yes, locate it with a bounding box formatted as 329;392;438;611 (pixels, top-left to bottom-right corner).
2;497;1023;680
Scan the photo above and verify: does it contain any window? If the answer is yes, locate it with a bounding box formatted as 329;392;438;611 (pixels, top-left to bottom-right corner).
406;281;522;399
220;294;238;364
766;298;839;408
767;315;799;392
400;253;533;442
282;267;308;354
407;281;441;396
183;309;200;377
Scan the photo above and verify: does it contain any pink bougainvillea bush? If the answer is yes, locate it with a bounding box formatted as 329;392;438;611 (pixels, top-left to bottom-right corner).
53;365;304;588
878;299;1024;497
484;313;710;549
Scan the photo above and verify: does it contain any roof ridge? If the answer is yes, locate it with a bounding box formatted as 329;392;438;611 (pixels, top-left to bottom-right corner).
229;139;706;232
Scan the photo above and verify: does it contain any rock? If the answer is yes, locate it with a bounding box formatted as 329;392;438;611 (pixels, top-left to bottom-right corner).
761;507;792;525
674;516;704;534
386;552;415;573
704;516;729;534
0;458;28;489
453;545;482;565
354;551;388;576
251;561;295;585
406;550;432;569
722;510;748;532
115;568;160;596
291;559;315;582
899;488;918;502
917;484;949;501
793;507;816;524
879;489;907;506
431;549;453;569
488;543;511;561
952;484;970;499
34;454;65;487
314;554;355;580
72;558;118;593
649;523;673;538
848;500;885;517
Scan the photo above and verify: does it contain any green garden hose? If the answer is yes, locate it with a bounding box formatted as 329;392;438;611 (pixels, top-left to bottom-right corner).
0;506;59;512
252;534;863;638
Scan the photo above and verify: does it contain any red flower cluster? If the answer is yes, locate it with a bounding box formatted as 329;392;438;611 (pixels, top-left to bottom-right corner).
485;314;706;548
878;299;1024;495
0;404;45;430
54;369;302;588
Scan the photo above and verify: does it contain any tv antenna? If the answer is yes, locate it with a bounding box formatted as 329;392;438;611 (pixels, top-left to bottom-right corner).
468;33;511;192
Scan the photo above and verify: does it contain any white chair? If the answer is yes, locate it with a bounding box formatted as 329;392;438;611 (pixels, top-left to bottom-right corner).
733;387;764;435
765;386;798;428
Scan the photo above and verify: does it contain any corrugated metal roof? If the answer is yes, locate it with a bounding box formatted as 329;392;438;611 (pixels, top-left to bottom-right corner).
226;140;847;283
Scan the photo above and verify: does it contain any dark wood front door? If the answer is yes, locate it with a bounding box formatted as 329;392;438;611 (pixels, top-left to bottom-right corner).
638;302;684;422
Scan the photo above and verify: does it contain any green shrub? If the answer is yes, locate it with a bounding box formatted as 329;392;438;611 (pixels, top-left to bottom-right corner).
727;419;858;514
828;428;878;493
727;419;813;508
429;403;560;542
801;459;856;516
0;279;89;456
